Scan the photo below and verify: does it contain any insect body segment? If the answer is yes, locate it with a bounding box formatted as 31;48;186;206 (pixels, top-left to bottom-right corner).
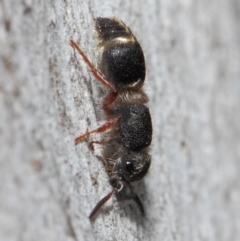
110;103;152;151
71;17;152;219
96;17;146;90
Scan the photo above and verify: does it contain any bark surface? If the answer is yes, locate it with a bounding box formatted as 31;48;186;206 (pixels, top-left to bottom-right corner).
0;1;240;241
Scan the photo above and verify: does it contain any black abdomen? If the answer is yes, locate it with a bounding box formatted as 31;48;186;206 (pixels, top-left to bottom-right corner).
96;18;146;90
96;18;130;41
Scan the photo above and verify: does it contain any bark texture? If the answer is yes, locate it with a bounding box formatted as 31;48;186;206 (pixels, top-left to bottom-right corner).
0;0;240;241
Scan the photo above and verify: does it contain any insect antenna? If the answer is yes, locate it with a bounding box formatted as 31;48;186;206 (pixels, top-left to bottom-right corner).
123;179;145;216
89;189;117;219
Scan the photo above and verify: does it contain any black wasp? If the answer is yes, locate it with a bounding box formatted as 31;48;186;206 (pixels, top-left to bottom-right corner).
70;17;152;219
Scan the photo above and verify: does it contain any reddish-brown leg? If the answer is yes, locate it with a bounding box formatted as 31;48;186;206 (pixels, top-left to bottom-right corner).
75;116;120;144
103;91;118;113
70;40;116;93
88;140;109;150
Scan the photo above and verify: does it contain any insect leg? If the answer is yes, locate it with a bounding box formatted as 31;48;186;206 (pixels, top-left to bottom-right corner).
75;116;120;144
70;40;116;92
88;140;109;150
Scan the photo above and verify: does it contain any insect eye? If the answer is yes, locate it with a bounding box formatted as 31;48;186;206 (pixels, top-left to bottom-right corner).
120;152;151;182
124;161;135;174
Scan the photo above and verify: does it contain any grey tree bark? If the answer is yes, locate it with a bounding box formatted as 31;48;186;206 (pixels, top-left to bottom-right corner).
0;0;240;241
